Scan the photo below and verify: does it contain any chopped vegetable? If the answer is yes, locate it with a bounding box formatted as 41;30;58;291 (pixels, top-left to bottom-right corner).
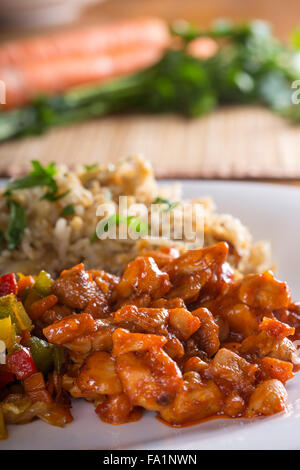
60;204;75;217
17;275;35;296
53;346;65;374
0;294;32;334
5;161;69;202
29;295;58;321
33;271;53;297
23;372;53;404
5;201;27;251
92;214;148;242
0;273;18;297
26;337;54;375
0;316;14;350
152;197;179;212
7;347;37;380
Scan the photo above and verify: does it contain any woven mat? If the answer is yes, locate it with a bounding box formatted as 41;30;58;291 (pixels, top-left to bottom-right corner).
0;105;300;179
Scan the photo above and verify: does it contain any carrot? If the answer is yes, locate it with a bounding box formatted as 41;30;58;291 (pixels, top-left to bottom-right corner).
29;294;58;321
17;275;35;295
1;44;165;109
0;17;170;67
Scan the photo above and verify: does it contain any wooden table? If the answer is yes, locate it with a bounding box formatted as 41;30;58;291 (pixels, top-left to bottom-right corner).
1;0;300;182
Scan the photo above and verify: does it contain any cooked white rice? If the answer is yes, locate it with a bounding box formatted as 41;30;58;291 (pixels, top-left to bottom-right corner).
0;156;271;276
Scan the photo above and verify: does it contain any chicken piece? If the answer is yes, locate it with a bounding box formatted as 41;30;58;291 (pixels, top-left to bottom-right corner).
115;256;171;303
258;357;294;384
51;264;110;317
168;308;200;341
209;348;258;392
89;269;119;300
112;328;167;356
273;303;300;340
164;335;185;360
43;313;96;345
224;391;245;417
41;304;72;325
63;319;115;354
183;356;209;374
96;393;142;424
77;351;122;395
269;337;300;367
113;305;169;334
62;374;102;400
246;379;288;417
116;348;183;410
159;371;223;424
240;317;295;358
238;271;291;310
139;246;180;268
192;308;220;357
151;297;186;309
165;242;229;302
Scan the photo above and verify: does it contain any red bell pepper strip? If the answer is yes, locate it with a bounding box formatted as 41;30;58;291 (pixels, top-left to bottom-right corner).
0;274;18;297
6;347;37;380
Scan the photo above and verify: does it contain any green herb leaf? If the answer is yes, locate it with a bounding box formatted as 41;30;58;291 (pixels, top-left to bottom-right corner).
152;197;179;212
91;214;148;242
5;200;27;251
60;204;75;217
84;164;99;171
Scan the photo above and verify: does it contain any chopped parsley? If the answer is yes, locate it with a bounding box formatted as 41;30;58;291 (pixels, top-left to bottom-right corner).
60;204;75;217
152;197;179;212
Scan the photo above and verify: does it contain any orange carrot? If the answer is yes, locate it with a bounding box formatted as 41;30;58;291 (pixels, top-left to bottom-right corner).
29;294;58;321
0;17;170;67
17;275;35;295
1;44;165;109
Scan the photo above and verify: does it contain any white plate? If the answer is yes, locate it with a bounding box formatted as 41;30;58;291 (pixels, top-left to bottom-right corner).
1;180;300;450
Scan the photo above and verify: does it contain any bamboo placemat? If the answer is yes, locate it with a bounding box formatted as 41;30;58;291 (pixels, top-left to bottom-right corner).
0;106;300;179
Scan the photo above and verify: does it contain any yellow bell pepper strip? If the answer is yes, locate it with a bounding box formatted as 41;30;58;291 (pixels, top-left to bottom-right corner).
0;294;32;334
0;316;13;350
34;271;53;297
0;405;8;440
6;346;37;380
0;273;17;297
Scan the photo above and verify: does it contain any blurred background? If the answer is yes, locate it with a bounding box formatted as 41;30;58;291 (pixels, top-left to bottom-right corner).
0;0;300;180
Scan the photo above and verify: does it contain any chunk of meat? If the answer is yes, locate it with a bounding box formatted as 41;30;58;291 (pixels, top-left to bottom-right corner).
192;308;220;357
209;348;258;392
165;243;229;302
43;313;96;345
63;319;115;354
139;246;180;268
240;317;295;358
112;328;167;356
238;271;291;310
224;391;245;417
222;303;259;337
77;351;122;395
51;264;110;317
114;305;169;334
159;372;223;424
96;393;142;424
168;308;200;341
258;357;294;384
115;256;171;302
116;349;183;410
246;379;288;417
274;303;300;340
